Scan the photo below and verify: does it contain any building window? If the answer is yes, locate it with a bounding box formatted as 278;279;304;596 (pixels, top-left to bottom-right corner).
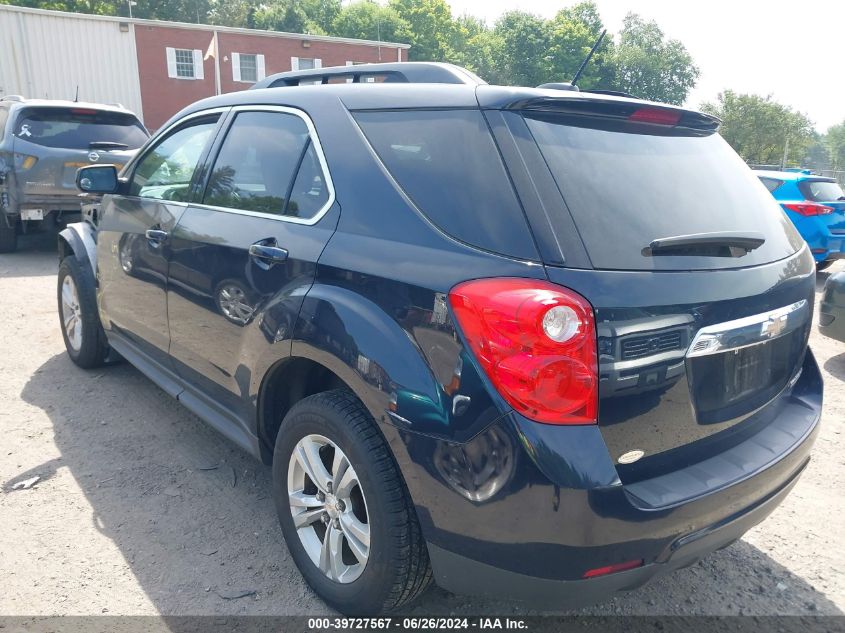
174;49;195;78
239;54;257;82
166;47;203;80
231;53;265;83
291;57;321;71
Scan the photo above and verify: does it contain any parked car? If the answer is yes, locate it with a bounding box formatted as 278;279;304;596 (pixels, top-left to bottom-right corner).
756;168;845;270
820;270;845;342
0;96;148;252
57;62;822;615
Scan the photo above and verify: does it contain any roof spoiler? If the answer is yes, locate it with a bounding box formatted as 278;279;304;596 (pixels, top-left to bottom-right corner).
252;62;486;90
498;95;721;132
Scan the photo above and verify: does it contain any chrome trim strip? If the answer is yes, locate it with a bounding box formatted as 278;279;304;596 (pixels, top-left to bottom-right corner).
686;299;809;358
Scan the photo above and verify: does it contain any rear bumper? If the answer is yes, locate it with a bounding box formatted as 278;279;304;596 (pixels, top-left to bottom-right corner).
19;193;83;214
387;350;822;607
428;456;806;605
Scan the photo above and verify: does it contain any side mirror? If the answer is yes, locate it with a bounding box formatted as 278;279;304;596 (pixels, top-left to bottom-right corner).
77;164;119;194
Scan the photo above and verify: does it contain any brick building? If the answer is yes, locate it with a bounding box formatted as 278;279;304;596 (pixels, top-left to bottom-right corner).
0;5;410;129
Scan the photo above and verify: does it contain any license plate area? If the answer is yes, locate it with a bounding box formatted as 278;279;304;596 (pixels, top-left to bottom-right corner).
689;330;804;425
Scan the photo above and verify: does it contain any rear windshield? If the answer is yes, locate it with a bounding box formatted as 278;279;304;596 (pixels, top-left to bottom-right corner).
525;114;804;271
14;107;148;150
353;109;538;261
799;179;845;202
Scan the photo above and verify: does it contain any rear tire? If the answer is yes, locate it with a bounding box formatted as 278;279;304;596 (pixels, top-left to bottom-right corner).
0;220;17;253
816;260;834;272
58;256;109;368
272;390;432;614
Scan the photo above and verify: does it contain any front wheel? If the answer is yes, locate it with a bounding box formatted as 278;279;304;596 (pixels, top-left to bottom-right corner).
58;257;109;368
272;390;432;614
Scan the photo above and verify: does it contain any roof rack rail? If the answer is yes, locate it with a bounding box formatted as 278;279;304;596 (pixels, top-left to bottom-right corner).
251;62;486;90
0;95;26;102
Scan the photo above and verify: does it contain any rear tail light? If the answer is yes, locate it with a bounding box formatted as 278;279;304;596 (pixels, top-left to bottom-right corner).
448;278;598;425
783;202;833;216
628;107;682;126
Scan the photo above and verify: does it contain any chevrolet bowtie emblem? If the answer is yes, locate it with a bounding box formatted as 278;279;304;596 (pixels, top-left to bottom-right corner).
761;314;787;339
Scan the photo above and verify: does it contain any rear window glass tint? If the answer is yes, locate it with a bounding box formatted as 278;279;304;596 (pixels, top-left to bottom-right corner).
14;108;148;150
354;109;538;260
525;115;803;271
799;179;845;202
203;111;311;216
759;177;783;193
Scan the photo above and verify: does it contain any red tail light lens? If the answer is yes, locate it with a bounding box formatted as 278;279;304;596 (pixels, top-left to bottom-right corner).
783;202;833;216
448;278;598;425
628;107;682;126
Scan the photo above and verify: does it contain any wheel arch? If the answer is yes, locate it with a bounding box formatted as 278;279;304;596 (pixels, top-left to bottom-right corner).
257;355;356;464
58;222;97;275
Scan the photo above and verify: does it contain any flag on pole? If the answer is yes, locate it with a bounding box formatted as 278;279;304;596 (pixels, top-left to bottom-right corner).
204;35;216;61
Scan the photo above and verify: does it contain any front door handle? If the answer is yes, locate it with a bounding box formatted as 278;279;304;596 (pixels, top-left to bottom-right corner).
249;242;289;269
145;229;169;243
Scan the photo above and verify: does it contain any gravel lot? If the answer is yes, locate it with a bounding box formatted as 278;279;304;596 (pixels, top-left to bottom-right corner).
1;231;843;617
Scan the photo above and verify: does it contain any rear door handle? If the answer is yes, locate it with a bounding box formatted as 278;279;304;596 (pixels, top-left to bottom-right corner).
145;229;169;243
249;242;288;269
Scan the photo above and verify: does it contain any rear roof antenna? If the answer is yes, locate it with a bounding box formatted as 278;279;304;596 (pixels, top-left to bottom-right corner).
74;85;79;102
571;29;607;87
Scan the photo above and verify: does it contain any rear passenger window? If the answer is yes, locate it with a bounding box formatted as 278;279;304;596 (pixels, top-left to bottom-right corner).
353;109;538;261
203;110;330;219
759;177;783;193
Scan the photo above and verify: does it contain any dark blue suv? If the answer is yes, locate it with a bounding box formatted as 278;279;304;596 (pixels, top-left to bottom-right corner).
59;63;822;614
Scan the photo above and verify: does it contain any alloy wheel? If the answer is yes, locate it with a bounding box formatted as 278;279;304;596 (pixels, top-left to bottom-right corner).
61;275;83;352
287;434;370;583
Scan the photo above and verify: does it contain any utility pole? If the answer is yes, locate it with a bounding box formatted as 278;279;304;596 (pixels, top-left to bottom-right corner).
782;136;790;169
127;0;136;18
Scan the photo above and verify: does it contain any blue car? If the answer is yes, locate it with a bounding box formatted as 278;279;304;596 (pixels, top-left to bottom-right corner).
757;169;845;270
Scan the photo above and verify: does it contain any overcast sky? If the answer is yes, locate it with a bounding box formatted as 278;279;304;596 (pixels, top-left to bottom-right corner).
446;0;845;132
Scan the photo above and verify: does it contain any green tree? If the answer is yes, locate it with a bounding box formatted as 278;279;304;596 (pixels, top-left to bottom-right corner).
207;0;255;28
2;0;117;15
331;0;410;45
700;90;815;166
491;11;552;88
826;122;845;171
613;13;698;104
388;0;454;61
547;2;615;89
445;14;506;83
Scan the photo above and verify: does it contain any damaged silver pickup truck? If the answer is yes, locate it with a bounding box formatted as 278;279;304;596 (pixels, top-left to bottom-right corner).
0;96;147;252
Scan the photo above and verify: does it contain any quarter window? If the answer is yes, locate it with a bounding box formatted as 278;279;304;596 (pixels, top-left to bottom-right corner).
758;177;783;193
129;117;218;200
202;110;330;219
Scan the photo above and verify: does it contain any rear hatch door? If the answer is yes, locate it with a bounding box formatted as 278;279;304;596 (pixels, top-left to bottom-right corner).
485;92;814;483
11;106;147;199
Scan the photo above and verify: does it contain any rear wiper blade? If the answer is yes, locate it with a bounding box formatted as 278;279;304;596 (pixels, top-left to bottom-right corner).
643;231;766;258
89;141;128;150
